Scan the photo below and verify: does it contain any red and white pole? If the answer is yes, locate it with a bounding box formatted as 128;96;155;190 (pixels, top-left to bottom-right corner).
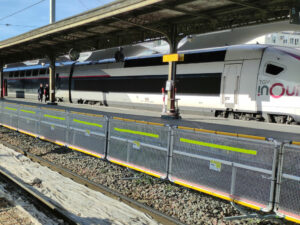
162;87;166;113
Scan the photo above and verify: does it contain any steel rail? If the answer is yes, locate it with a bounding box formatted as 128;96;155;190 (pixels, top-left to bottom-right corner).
0;140;185;225
0;157;79;224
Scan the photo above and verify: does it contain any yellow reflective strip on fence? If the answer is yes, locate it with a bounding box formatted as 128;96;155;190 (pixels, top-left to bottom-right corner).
69;146;102;158
173;180;231;201
180;138;257;155
114;127;159;138
292;141;300;146
44;114;65;120
110;159;161;178
4;107;17;111
233;199;261;211
73;119;103;128
20;109;36;114
2;125;17;131
19;129;38;138
285;215;300;224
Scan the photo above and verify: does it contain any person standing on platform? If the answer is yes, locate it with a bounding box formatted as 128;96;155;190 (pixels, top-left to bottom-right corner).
44;83;49;102
38;83;44;102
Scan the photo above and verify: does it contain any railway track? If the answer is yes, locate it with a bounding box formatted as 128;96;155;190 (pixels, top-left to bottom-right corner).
0;125;295;225
0;140;185;225
0;163;77;225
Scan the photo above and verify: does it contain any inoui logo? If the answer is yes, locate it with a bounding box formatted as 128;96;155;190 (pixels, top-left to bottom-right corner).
258;82;300;98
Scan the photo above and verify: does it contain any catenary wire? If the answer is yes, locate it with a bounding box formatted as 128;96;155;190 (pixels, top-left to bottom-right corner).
0;0;46;22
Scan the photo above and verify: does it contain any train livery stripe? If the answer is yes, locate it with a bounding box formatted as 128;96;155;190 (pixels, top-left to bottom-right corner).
73;119;103;128
44;114;65;120
180;138;257;155
114;127;159;138
4;107;17;111
20;109;36;114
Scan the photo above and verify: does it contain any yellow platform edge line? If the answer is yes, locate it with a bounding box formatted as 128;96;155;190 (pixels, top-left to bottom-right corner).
237;134;266;141
19;104;37;108
70;111;103;117
113;117;164;126
178;126;194;131
148;122;164;126
178;126;266;141
41;107;65;112
216;131;237;137
194;128;216;134
110;159;161;178
174;180;261;211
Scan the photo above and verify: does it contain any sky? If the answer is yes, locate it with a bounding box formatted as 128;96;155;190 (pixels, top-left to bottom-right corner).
0;0;115;41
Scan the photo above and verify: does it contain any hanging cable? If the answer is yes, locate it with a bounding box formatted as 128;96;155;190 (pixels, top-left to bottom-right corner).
0;23;37;28
0;0;46;22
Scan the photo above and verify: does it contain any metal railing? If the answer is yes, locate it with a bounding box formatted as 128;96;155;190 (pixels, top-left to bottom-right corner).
0;100;299;223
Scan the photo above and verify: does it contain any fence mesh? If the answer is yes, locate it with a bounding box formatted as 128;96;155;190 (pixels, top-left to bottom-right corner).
170;128;276;210
276;143;300;219
107;119;170;178
68;112;107;157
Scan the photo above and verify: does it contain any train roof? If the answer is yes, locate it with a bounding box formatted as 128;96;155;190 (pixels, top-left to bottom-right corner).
4;44;296;72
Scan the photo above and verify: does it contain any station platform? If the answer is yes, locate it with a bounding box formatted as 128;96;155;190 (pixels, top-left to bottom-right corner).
2;97;300;142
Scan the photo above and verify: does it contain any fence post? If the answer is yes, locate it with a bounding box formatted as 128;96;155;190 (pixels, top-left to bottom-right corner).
166;125;174;180
265;139;282;212
230;163;237;198
274;140;287;212
103;116;109;159
65;110;70;144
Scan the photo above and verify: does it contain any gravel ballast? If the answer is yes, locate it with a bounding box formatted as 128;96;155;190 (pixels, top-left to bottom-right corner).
0;126;295;225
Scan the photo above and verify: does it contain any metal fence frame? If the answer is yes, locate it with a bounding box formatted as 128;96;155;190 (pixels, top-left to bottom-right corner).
0;100;300;223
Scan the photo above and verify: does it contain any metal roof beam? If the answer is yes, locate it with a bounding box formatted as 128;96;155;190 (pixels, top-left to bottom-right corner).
228;0;269;13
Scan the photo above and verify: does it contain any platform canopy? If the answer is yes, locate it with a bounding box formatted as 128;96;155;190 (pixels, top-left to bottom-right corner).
0;0;297;63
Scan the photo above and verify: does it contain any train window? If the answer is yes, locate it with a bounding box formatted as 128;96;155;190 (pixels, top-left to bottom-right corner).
39;69;46;75
46;69;49;74
9;72;13;77
32;69;38;76
265;63;284;75
13;71;19;77
26;70;31;77
20;70;25;77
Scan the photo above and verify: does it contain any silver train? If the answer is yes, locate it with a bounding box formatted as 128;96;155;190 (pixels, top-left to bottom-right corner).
3;44;300;124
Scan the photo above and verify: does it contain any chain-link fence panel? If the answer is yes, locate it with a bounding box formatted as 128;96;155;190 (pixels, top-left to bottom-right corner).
107;118;170;178
275;143;300;223
1;102;19;129
170;127;277;211
0;101;2;124
68;111;108;158
18;104;39;136
39;107;67;144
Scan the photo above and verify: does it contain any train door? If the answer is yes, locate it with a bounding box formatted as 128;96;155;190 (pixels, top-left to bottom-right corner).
222;63;242;109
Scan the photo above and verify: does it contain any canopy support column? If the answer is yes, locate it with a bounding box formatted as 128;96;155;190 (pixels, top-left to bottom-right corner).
48;53;57;105
162;25;181;119
0;61;3;98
